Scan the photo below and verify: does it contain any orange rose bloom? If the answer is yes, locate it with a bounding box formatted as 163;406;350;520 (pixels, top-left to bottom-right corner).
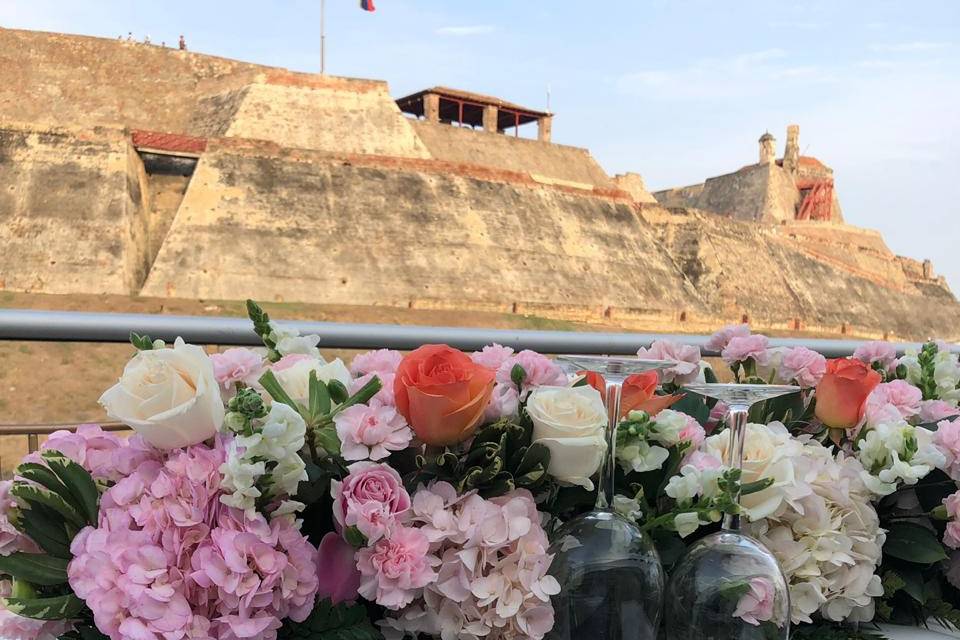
578;370;682;418
394;344;496;446
814;358;882;429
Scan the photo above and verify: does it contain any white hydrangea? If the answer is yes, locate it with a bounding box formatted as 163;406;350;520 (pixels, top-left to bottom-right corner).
749;443;885;624
269;325;322;358
857;419;945;496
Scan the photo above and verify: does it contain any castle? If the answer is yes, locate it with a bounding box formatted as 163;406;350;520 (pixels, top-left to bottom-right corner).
1;27;957;341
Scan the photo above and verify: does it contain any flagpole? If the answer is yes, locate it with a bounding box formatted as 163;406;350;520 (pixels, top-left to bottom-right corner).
320;0;326;75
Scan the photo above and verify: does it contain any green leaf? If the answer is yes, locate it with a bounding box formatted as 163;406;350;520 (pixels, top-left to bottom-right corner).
3;593;85;620
883;522;948;564
511;364;526;388
0;553;69;586
327;380;349;405
12;483;86;530
278;598;381;640
17;506;72;559
258;370;303;414
309;373;332;418
129;331;155;351
15;463;73;502
343;526;367;548
42;452;100;526
337;377;381;411
314;425;341;456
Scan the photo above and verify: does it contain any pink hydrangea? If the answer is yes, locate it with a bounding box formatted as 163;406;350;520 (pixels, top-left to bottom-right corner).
865;380;922;426
350;372;396;406
779;347;827;389
722;335;771;367
335;401;413;461
351;349;403;378
945;491;960;549
0;580;71;640
316;532;361;604
496;350;567;398
0;480;34;556
356;525;436;610
210;347;264;390
935;418;960;481
706;324;751;353
36;423;125;481
920;400;960;424
471;344;516;371
732;576;775;626
637;340;702;385
853;341;898;372
332;462;411;543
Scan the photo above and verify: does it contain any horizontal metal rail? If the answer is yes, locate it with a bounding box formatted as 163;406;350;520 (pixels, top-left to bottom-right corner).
0;308;951;358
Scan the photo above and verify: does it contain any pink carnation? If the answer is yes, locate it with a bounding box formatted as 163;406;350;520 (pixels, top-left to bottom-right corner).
706;324;751;353
210;347;264;390
679;417;706;450
853;341;898;372
316;532;361;604
497;350;567;398
732;576;775;626
483;382;521;422
637;340;702;385
350;372;396;406
356;525;436;610
333;462;411;543
0;580;71;640
351;349;403;378
935;418;960;481
865;380;922;426
722;335;770;367
471;344;516;371
920;400;960;424
335;401;413;461
779;346;827;389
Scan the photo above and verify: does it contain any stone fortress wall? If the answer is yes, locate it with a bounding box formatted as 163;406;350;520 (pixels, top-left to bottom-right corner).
1;27;957;341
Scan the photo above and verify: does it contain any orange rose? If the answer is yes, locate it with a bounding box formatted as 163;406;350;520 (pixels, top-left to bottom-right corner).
578;370;682;418
814;358;882;429
394;344;495;446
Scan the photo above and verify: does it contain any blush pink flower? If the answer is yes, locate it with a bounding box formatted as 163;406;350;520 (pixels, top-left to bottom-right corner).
497;350;567;398
946;492;960;549
471;344;516;371
0;480;35;556
865;380;922;426
706;324;751;353
332;462;411;543
483;383;521;422
685;450;723;471
853;341;898;372
35;423;125;482
935;418;960;481
356;525;436;610
0;580;71;640
350;372;396;406
271;353;312;372
732;576;776;626
779;347;827;389
706;401;728;433
679;417;706;450
316;532;361;604
210;347;264;390
722;335;771;367
335;402;413;461
920;400;960;424
637;340;702;385
351;349;403;378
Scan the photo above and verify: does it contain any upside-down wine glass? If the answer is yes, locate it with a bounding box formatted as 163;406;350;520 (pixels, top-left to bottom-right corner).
664;383;800;640
546;355;673;640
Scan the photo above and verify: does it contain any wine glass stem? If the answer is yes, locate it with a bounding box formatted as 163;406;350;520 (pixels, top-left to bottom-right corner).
595;382;622;511
722;404;749;532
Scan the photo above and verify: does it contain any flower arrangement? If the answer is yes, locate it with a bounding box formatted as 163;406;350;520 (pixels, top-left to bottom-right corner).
0;304;959;640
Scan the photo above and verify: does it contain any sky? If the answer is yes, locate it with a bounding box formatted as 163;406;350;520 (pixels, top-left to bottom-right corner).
3;0;959;291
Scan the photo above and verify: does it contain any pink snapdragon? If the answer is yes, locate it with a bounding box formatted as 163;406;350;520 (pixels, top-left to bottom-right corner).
732;576;776;626
706;324;751;353
351;349;403;378
935;418;960;481
356;525;436;610
316;532;362;604
779;347;827;389
853;341;898;372
210;347;264;390
0;580;71;640
332;462;411;543
335;401;413;461
722;335;771;367
865;380;922;426
637;340;702;385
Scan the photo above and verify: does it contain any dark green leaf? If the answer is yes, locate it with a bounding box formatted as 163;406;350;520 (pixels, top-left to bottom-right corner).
12;483;86;529
327;380;349;405
511;364;526;388
42;452;100;526
129;332;154;351
883;522;948;564
3;593;85;620
278;598;381;640
309;373;332;418
17;506;72;559
0;553;69;586
258;370;303;414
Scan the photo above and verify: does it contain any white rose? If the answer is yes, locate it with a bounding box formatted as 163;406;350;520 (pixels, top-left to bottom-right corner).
272;357;352;405
527;385;607;490
99;338;224;449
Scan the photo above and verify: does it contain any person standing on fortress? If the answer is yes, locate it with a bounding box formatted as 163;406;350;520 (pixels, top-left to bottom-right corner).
179;35;187;50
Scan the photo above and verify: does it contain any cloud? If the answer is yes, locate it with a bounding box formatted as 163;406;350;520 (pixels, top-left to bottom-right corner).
869;41;952;52
435;25;495;37
768;20;820;30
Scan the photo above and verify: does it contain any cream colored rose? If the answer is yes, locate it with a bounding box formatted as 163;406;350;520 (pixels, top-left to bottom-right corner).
526;385;608;490
272;357;353;405
99;337;224;450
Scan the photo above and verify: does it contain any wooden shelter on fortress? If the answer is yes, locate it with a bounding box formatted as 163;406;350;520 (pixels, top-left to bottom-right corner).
395;86;553;141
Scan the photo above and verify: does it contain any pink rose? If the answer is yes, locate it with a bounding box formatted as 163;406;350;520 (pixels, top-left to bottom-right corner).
334;402;413;462
356;525;436;610
637;340;702;385
210;347;264;390
935;418;960;481
706;324;751;353
316;532;361;604
853;341;898;372
920;400;960;424
865;380;922;426
333;462;411;543
351;349;403;378
722;335;770;367
471;344;516;371
732;576;775;626
779;347;827;389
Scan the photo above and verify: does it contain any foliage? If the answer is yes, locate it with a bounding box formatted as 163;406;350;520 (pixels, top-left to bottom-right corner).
278;599;382;640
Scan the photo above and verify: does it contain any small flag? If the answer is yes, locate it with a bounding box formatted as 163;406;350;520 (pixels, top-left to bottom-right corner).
360;0;375;11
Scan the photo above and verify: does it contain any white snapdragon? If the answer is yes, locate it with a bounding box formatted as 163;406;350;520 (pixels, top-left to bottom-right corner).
618;440;669;473
665;463;724;503
612;494;643;522
269;325;322;358
857;420;945;496
674;512;707;538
